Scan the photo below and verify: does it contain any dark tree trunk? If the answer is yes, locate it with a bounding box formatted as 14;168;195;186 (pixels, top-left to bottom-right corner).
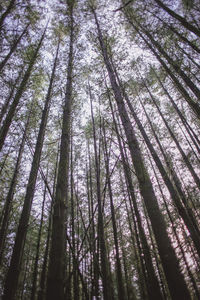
150;154;200;299
89;82;114;300
0;24;29;72
0;69;23;124
0;104;31;267
87;142;99;299
118;84;200;258
46;3;75;299
2;36;58;300
30;179;47;300
102;120;126;300
154;0;200;37
137;22;200;100
92;8;191;300
37;149;58;300
152;68;200;151
143;80;200;189
138;95;200;238
0;28;46;152
126;18;200;119
108;93;163;300
0;0;15;33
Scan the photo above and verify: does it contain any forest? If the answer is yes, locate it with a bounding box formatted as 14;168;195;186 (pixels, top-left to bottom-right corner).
0;0;200;299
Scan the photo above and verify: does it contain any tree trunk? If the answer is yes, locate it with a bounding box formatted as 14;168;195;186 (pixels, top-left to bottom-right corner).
46;3;75;299
126;18;200;119
0;24;29;72
102;120;126;300
30;178;47;300
0;27;46;152
92;8;191;300
109;93;163;300
0;68;23;124
2;37;58;300
154;0;200;37
119;84;200;258
143;80;200;189
0;0;15;33
0;104;32;267
88;82;114;300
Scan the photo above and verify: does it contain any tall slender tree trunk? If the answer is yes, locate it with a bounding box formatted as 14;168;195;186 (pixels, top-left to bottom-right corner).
143;80;200;189
0;68;23;124
150;153;200;299
0;104;32;267
70;138;79;300
0;27;47;152
30;178;47;300
125;18;200;119
138;95;200;234
89;83;114;300
153;0;200;37
0;0;15;33
0;24;29;72
46;3;75;299
102;120;126;300
37;145;59;300
135;21;200;100
2;38;58;300
92;8;191;300
152;68;200;151
117;83;200;257
87;142;99;299
108;93;163;299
